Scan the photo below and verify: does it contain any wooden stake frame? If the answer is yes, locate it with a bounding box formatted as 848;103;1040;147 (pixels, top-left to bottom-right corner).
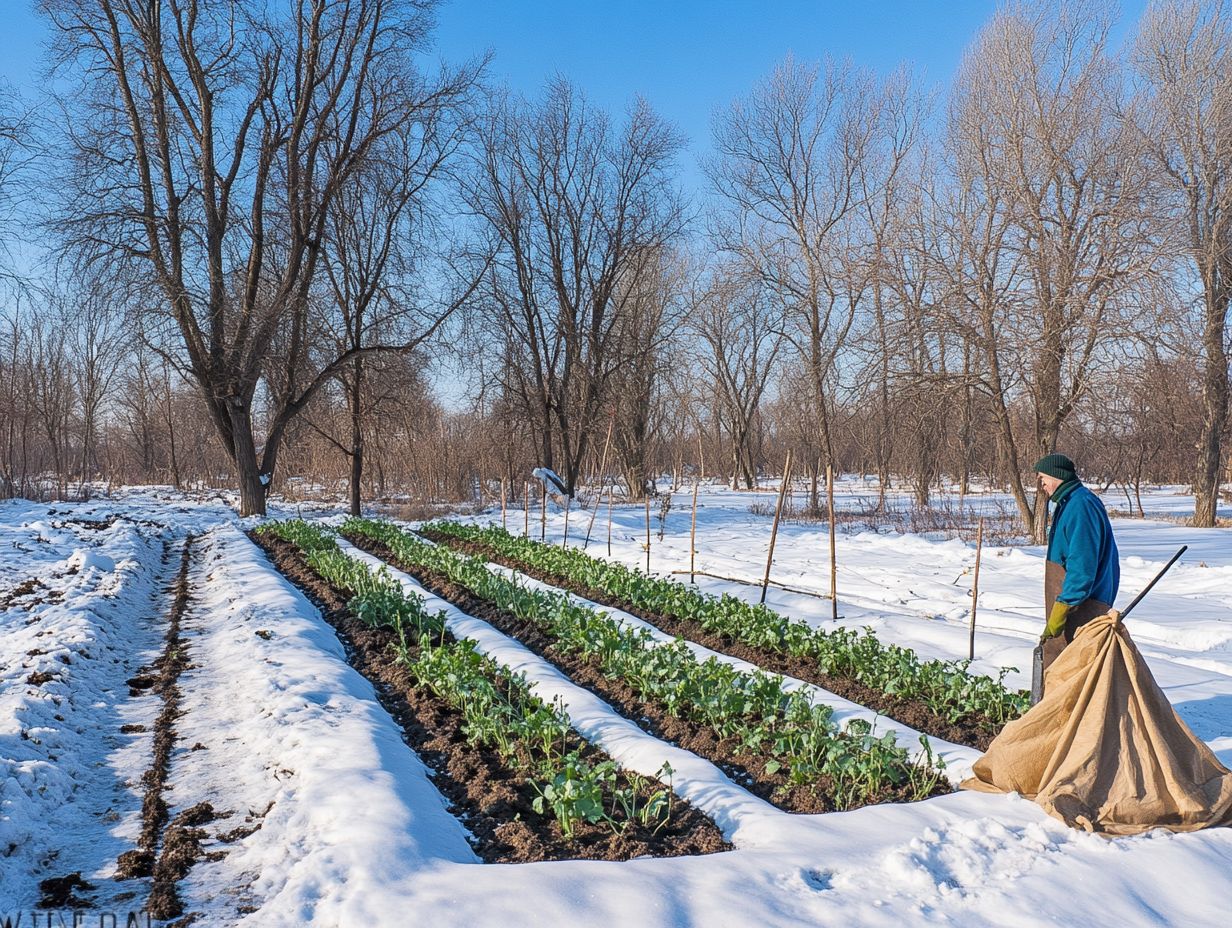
690;431;704;583
827;463;838;621
969;517;984;661
584;419;614;550
760;450;793;604
607;483;615;556
644;492;652;573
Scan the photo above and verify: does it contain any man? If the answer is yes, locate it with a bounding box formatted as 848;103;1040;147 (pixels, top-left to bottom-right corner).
1036;453;1120;680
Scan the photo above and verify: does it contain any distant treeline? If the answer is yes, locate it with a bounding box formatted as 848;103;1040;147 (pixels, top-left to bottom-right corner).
0;1;1228;539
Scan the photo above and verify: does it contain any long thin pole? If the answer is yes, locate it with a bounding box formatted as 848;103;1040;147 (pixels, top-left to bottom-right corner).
583;419;614;550
541;482;547;542
1120;545;1187;619
690;431;704;583
524;481;530;538
689;478;701;584
827;463;838;621
501;477;507;531
969;517;984;661
607;483;615;556
562;496;571;548
760;451;794;604
644;492;652;573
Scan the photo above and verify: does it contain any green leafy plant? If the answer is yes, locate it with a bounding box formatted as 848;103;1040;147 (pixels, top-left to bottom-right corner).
342;517;947;810
423;520;1029;725
259;518;680;839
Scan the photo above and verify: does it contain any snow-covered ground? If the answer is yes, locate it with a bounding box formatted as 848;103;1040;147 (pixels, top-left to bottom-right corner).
2;481;1231;926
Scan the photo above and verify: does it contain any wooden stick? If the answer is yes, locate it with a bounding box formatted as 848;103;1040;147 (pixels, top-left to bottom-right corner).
760;450;793;604
672;568;831;600
690;431;704;583
562;495;571;548
607;483;615;556
827;463;838;621
500;477;507;531
584;419;614;550
689;475;701;584
524;481;530;538
541;481;547;542
644;491;652;573
969;516;984;661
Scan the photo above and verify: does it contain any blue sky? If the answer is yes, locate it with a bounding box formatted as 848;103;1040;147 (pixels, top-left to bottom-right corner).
3;0;1150;195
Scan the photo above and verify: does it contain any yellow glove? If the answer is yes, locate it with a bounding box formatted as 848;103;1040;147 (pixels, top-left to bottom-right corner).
1042;600;1070;640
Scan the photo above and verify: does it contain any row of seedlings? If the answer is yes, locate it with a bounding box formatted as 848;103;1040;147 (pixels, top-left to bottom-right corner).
420;521;1029;748
341;518;949;813
252;520;727;862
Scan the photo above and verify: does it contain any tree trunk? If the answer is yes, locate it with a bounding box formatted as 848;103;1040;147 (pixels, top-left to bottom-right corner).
348;358;365;517
1193;297;1229;527
228;401;267;516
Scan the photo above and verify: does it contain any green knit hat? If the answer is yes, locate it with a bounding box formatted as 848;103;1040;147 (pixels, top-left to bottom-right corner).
1034;452;1077;482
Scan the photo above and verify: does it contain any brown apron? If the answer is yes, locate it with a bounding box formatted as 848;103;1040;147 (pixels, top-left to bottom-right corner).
1041;560;1111;683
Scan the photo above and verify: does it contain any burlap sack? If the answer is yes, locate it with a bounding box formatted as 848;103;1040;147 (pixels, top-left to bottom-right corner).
962;611;1232;835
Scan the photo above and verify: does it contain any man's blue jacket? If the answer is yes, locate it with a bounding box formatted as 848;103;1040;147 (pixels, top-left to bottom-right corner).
1047;480;1120;607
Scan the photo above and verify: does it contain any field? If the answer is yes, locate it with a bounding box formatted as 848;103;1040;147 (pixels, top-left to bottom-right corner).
2;480;1232;926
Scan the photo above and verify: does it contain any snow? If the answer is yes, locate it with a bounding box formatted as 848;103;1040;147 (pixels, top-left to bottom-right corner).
0;517;167;912
169;524;476;924
66;548;117;575
2;482;1231;925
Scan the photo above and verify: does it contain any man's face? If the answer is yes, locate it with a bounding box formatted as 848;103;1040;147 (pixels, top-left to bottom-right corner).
1037;472;1064;496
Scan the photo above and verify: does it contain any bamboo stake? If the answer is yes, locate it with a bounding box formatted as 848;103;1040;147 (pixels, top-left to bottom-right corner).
760;450;794;604
607;483;615;556
969;517;984;661
644;492;652;573
541;482;547;542
562;495;571;548
827;463;838;621
524;481;530;538
689;431;704;583
584;419;614;550
500;477;507;531
689;478;701;584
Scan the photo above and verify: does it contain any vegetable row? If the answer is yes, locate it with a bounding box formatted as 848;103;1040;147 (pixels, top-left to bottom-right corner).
424;521;1029;726
255;520;677;838
343;517;946;810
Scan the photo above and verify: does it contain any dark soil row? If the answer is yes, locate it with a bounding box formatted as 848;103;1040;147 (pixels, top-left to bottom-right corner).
422;529;998;751
250;530;729;863
345;532;950;814
115;534;218;921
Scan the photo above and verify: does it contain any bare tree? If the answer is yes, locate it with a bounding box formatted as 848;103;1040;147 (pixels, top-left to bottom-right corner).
311;66;482;516
1133;0;1232;526
0;303;35;497
44;0;481;514
469;78;685;493
709;56;877;491
854;66;932;506
609;246;686;499
945;1;1151;540
0;87;31;284
690;263;783;490
64;276;129;491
